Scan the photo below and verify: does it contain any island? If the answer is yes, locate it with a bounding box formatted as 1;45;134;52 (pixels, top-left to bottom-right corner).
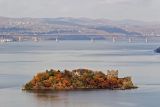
23;69;137;90
155;47;160;53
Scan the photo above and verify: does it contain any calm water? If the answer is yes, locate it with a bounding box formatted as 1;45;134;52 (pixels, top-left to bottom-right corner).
0;40;160;107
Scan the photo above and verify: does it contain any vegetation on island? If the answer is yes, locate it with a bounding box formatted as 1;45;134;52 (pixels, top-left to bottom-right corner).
23;69;137;90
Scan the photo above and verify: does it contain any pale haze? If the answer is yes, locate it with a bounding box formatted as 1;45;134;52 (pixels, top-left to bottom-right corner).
0;0;159;21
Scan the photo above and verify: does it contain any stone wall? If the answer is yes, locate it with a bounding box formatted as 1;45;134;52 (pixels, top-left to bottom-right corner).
107;70;118;79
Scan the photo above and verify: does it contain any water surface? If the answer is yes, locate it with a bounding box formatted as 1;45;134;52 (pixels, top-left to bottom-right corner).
0;41;160;107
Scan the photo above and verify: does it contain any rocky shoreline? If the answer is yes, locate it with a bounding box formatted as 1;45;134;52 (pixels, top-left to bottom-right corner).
23;69;137;90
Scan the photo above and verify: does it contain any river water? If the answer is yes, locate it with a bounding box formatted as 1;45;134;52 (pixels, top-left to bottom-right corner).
0;40;160;107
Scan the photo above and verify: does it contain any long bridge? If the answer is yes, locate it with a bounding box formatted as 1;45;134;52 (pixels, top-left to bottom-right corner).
0;34;160;43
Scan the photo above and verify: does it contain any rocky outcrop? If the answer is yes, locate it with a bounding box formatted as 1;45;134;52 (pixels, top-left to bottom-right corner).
23;69;137;90
155;47;160;53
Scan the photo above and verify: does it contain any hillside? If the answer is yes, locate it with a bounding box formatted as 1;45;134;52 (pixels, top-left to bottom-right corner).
0;17;160;40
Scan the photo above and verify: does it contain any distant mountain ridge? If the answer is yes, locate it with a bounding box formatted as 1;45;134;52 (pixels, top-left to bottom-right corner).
0;17;160;38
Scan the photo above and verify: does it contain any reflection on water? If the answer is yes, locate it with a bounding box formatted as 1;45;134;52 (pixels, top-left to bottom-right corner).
29;91;60;104
19;86;160;107
0;41;160;107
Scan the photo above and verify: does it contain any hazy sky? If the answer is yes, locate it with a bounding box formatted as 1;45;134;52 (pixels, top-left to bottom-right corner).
0;0;159;21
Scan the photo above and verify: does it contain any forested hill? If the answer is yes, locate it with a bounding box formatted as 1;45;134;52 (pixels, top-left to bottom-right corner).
0;17;160;37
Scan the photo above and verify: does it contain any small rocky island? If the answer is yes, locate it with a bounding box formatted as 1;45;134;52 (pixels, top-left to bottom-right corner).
155;47;160;53
23;69;137;90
